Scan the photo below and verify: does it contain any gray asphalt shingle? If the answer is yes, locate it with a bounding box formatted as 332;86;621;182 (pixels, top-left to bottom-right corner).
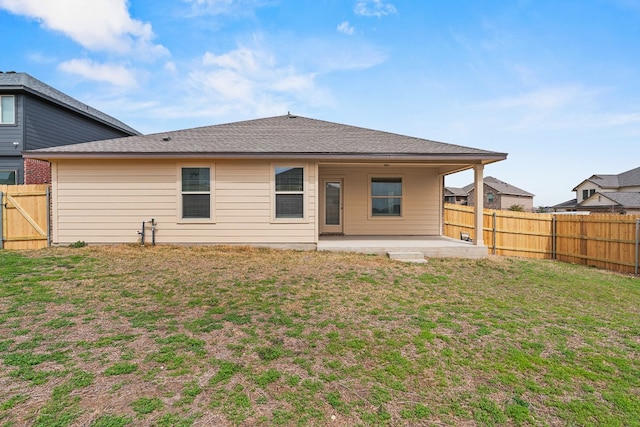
26;114;506;159
598;192;640;208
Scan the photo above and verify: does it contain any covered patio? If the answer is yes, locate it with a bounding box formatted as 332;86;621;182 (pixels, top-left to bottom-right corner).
317;235;487;259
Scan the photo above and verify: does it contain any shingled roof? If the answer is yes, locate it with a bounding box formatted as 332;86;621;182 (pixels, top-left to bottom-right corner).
0;71;139;136
25;114;507;162
591;192;640;208
483;176;534;197
461;176;533;197
573;166;640;191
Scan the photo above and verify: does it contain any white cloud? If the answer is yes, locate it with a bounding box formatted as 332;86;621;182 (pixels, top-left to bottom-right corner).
203;48;263;73
490;86;587;110
183;42;329;119
182;0;273;16
354;0;397;17
471;85;640;133
594;111;640;127
164;61;178;74
26;52;57;65
58;59;139;88
0;0;167;58
196;45;317;101
337;21;355;35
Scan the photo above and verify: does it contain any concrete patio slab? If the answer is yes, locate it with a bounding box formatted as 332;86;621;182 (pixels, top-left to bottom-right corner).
387;251;428;263
317;235;488;259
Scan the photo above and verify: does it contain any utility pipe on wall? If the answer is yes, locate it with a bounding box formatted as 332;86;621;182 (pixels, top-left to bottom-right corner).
138;218;157;246
138;220;145;245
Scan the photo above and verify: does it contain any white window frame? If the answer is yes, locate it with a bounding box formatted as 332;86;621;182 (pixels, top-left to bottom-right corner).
0;95;16;125
582;188;596;201
177;164;215;223
271;164;308;223
368;174;404;219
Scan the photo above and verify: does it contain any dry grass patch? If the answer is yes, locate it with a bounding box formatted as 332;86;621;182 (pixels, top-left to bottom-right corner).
1;245;639;426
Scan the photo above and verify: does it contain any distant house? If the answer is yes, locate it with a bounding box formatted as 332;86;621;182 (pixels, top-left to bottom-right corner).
443;186;468;205
554;166;640;214
25;115;507;250
448;176;534;211
0;71;139;184
550;199;578;213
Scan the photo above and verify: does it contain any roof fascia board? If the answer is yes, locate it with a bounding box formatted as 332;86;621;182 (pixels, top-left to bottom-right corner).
24;152;507;162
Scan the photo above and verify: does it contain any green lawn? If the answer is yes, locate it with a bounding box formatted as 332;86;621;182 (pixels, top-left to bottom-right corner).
0;245;639;426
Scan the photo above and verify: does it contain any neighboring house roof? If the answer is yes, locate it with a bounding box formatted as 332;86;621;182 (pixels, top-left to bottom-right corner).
572;166;640;191
583;192;640;208
444;187;468;197
24;115;508;163
551;199;578;209
464;176;534;197
618;166;640;187
0;71;140;136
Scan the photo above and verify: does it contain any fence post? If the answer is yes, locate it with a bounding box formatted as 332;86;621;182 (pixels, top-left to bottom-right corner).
492;211;497;255
635;218;639;277
46;186;51;247
552;215;557;260
0;191;4;249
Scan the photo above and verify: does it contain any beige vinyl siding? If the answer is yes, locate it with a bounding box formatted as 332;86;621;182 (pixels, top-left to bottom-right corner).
52;159;316;245
499;195;534;212
319;165;440;235
580;195;615;207
575;183;600;203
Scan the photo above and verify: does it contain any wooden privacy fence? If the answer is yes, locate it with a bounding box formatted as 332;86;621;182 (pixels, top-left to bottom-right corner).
0;184;50;250
444;203;640;275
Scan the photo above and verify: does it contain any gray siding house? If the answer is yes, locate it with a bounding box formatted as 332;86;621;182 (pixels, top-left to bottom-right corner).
0;71;139;184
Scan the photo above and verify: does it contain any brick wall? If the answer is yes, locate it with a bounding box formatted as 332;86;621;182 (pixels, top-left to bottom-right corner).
24;158;51;184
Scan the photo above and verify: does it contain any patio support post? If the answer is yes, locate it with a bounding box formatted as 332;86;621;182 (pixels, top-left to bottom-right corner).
473;164;485;246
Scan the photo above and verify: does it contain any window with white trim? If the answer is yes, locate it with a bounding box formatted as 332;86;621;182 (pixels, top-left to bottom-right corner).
274;166;304;219
181;167;211;219
0;95;15;124
582;189;596;200
371;177;402;216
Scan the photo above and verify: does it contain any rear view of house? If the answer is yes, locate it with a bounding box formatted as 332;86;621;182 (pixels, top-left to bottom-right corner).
25;115;507;252
0;72;139;184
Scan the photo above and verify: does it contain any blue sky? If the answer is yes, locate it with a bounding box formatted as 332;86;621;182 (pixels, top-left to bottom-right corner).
1;0;639;206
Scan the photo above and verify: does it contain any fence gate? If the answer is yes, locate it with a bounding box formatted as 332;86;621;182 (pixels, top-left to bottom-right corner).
0;184;50;250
